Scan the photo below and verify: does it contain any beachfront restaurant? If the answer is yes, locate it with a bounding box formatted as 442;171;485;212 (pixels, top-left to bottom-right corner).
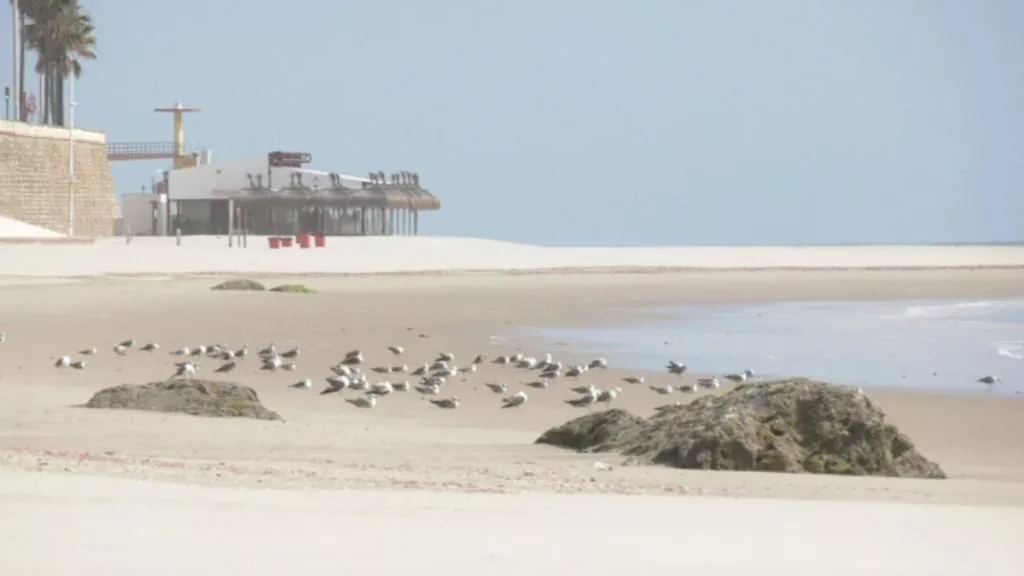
166;173;440;237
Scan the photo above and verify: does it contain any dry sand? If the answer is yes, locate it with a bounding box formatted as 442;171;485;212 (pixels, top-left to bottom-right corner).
1;249;1023;573
2;235;1024;276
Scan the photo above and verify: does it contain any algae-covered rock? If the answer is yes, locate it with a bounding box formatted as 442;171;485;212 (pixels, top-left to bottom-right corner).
536;379;945;479
535;409;645;452
211;279;266;291
83;379;282;421
269;284;317;294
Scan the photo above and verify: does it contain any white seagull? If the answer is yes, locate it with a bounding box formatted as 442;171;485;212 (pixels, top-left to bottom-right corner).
290;378;313;389
388;345;404;355
430;397;461;409
215;360;237;373
501;391;528;409
977;375;1001;387
698;377;721;389
347;395;378;409
486;382;508;394
596;387;622;407
321;375;349;395
54;355;71;368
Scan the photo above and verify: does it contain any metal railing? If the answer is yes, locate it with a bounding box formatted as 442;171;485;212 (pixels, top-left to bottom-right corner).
107;142;177;161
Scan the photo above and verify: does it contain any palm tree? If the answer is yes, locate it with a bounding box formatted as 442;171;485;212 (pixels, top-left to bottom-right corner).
22;0;96;126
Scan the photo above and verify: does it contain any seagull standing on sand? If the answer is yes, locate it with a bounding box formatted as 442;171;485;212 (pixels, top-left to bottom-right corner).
565;391;597;409
321;376;349;395
119;339;135;349
79;346;97;356
570;383;597;396
416;383;442;395
725;370;754;383
54;355;71;368
347;395;378;409
0;331;5;345
650;383;673;395
486;382;508;394
978;375;1001;388
623;376;644;385
170;361;198;381
501;391;528;409
667;362;687;375
173;346;191;356
290;378;313;389
70;360;86;370
388;345;404;355
113;344;128;356
140;342;160;352
698;377;720;389
261;355;283;371
430;397;461;409
596;387;622;407
215;360;237;373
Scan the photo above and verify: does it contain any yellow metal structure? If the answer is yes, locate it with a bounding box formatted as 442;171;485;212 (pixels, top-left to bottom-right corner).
153;102;201;168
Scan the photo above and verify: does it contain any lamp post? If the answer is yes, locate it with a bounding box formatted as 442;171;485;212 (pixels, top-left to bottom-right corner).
10;0;20;122
67;74;76;236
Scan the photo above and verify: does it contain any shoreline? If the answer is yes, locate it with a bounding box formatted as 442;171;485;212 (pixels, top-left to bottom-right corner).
0;267;1022;508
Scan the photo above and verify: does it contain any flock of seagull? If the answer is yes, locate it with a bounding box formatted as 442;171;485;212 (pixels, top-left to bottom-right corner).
30;335;777;411
0;329;1005;404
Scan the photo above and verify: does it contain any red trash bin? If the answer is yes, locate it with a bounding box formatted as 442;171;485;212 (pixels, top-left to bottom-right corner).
280;236;294;248
297;234;312;249
314;234;327;248
268;237;281;249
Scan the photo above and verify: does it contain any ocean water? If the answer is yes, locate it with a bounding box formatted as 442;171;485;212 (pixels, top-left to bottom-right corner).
528;299;1024;394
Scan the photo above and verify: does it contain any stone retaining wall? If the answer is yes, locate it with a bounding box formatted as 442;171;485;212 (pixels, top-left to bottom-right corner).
0;120;119;236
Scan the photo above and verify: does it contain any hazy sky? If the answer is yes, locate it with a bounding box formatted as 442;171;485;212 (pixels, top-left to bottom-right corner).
4;1;1022;245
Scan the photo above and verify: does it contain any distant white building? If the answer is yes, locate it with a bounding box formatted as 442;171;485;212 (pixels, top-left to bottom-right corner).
120;152;440;236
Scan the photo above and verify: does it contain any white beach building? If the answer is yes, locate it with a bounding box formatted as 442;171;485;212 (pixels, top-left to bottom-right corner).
119;151;440;237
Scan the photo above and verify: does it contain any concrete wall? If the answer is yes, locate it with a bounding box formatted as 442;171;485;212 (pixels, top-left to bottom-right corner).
0;120;119;236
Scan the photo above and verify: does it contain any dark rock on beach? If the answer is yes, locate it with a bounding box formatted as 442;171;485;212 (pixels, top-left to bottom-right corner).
211;279;267;291
83;379;282;421
536;378;945;479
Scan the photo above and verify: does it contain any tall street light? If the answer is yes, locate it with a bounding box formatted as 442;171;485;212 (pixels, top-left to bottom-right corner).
67;74;76;236
10;0;21;122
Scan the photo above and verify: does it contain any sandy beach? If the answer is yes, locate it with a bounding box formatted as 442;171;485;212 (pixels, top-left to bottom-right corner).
1;241;1024;573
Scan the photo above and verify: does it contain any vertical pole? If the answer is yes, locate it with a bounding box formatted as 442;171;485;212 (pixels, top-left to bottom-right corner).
414;210;419;235
67;74;76;236
228;198;235;247
11;0;20;122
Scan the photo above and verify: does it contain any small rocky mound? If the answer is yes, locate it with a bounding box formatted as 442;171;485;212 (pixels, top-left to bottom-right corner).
269;283;317;294
211;279;266;291
83;380;282;421
536;379;945;478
